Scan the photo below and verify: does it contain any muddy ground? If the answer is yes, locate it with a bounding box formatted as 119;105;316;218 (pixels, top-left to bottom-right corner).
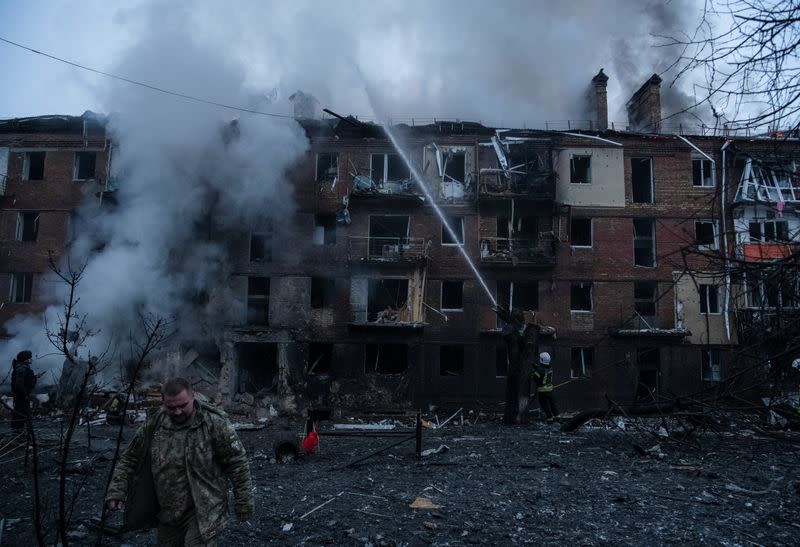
1;410;799;546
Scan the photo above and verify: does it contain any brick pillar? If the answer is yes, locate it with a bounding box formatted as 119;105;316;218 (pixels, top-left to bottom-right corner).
591;69;609;130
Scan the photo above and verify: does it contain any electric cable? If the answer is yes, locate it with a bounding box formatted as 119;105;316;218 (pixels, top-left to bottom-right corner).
0;35;295;119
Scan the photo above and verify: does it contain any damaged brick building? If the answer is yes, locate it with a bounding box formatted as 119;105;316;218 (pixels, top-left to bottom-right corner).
3;72;799;414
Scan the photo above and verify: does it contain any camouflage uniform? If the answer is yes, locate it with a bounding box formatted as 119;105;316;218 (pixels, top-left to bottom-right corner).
106;402;253;544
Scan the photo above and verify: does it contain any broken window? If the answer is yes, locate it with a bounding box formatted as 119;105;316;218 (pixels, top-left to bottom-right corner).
365;344;407;374
23;151;45;180
308;343;332;375
699;284;720;314
701;348;721;381
571;347;593;378
367;278;408;322
571;218;592;247
15;212;39;241
250;229;273;262
631;157;653;203
570;282;592;312
570;155;591;184
73;151;97;180
633;218;655;267
369;215;409;258
10;272;32;303
441;280;463;311
237;343;277;393
370;153;410;184
314;214;336;245
247;277;269;324
440;345;464;376
311;277;335;309
692;158;714;187
316;152;338;182
442;216;464;245
749;220;789;242
695;220;718;249
496;280;539;313
745;269;799;309
444;151;466;182
495;345;508;377
634;281;657;319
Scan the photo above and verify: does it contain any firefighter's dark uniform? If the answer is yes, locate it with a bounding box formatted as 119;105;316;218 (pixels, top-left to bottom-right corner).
534;366;559;421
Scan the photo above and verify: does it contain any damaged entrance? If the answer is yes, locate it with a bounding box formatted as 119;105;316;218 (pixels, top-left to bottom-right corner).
237;343;278;393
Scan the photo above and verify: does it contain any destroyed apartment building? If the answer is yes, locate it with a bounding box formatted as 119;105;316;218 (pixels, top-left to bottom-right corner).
2;71;800;415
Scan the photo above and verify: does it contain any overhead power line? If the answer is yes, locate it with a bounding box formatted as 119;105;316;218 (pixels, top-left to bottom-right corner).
0;35;295;119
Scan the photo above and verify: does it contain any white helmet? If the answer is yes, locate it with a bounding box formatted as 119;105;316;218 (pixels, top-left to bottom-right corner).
792;358;800;370
539;352;551;365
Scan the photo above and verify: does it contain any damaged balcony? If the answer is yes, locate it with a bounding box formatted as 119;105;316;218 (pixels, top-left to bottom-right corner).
734;158;800;204
479;138;555;200
349;277;426;329
422;143;475;203
734;308;800;345
350;152;425;201
479;234;556;267
348;236;428;262
609;316;690;340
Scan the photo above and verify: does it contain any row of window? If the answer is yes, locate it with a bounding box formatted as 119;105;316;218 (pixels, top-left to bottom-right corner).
318;151;717;192
305;342;722;382
18;151;97;181
569;156;715;194
570;217;722;265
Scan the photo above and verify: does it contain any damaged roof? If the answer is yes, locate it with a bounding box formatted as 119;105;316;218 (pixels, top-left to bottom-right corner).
0;111;106;134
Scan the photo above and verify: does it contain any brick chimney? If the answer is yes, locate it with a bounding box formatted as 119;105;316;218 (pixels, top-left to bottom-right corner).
626;74;662;132
590;69;609;130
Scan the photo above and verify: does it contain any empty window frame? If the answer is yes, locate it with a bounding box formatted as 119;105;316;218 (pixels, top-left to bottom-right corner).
631;157;653;203
15;212;39;241
10;273;32;303
247;277;270;324
365;343;408;374
308;343;333;375
313;214;336;245
316;152;338;182
250;231;273;262
570;155;591;184
571;218;592;247
497;280;539;312
495;345;508;377
311;277;336;309
444;150;466;182
23;151;45;180
695;220;718;249
571;347;594;378
749;220;789;243
367;278;409;322
745;269;799;309
442;216;464;245
633;218;656;267
701;348;721;381
237;343;278;392
634;281;657;318
73;151;97;180
370;153;410;184
441;280;463;311
692;158;714;187
570;282;592;312
440;345;465;376
699;284;720;314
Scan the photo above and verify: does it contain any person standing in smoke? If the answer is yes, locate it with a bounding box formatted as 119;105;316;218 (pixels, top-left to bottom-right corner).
10;350;37;434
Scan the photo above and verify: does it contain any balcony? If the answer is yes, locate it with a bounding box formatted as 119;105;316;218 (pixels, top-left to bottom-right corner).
478;171;555;200
609;314;689;339
348;236;428;262
479;235;555;267
735;308;800;344
738;242;798;262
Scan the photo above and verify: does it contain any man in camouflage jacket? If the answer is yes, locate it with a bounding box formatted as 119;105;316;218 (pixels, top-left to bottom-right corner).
106;378;253;546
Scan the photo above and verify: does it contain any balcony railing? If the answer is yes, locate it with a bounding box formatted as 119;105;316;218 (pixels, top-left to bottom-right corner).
735;308;800;343
479;235;555;266
737;242;798;261
348;236;428;262
478;171;555;199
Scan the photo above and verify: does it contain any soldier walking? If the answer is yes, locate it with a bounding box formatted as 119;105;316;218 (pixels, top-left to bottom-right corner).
10;350;36;434
105;377;254;546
